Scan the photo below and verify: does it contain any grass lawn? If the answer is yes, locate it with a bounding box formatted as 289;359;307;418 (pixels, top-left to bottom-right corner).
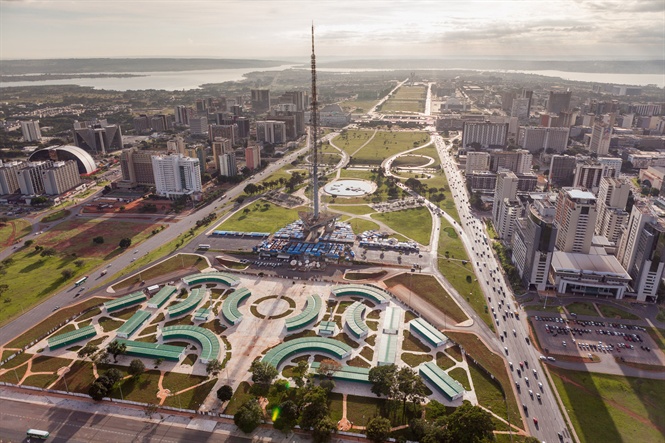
597;304;639;320
567;302;599;317
384;273;468;324
448;367;471;391
224;381;253;415
372;207;432;245
657;306;665;323
647;328;665;351
328;204;375;216
329;392;344;422
41;209;71;223
401;352;433;367
350;131;430;166
108;370;161;403
51;360;95;393
0;361;28;383
340;99;381;113
22;373;60;389
0;352;33;369
113;254;208;290
162;371;208;393
215;201;304;233
549;367;665;443
331;130;377;156
345;270;388;281
347;217;381;234
30;356;72;373
0;218;157;326
338;169;376;180
98;317;124;332
4;297;110;348
402;330;432;353
437;218;490;329
467;362;517;426
436;352;456;370
381;86;427;114
0;218;32;248
163;379;216;410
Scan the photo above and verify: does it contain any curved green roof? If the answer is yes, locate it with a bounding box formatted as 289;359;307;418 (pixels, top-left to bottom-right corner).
344;301;368;338
331;284;390;304
222;287;251;325
48;325;97;350
182;272;240;287
285;294;322;331
168;288;204;318
115;339;185;361
262;337;352;369
162;325;221;364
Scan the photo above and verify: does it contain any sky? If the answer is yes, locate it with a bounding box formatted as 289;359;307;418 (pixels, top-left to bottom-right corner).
1;0;664;60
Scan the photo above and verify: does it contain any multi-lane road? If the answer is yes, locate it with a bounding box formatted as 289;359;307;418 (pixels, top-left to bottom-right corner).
433;134;571;443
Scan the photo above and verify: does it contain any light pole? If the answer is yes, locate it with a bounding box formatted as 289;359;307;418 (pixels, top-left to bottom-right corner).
63;373;69;393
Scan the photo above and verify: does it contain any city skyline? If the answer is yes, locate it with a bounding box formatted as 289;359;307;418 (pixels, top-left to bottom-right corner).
1;0;664;60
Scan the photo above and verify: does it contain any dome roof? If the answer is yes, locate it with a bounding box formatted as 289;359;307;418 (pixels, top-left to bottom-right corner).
28;145;97;174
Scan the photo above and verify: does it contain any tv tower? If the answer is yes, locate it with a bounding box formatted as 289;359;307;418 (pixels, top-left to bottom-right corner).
310;23;320;218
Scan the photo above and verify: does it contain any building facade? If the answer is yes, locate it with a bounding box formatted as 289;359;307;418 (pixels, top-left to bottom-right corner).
554;188;597;254
21;120;42;142
41;161;81;195
151;154;202;198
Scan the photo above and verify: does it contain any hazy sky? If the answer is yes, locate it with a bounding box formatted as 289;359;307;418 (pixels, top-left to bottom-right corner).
1;0;664;60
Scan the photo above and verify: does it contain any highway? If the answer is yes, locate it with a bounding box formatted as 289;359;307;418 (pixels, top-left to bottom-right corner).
433;133;571;443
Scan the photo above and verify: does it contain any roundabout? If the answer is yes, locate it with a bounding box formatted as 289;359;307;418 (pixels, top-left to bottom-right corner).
250;295;296;319
323;179;376;197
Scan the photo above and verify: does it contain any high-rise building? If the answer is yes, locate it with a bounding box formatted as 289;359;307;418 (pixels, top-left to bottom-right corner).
510;97;531;123
41;161;81;195
573;162;606;193
151;154;202;198
150;114;172;132
595;177;630;244
518;127;570;153
251;89;271;113
256;120;287;144
16;161;53;195
549;155;578;188
597;157;622;177
211;138;233;173
493;170;519;223
489;150;532;174
546;91;572;114
133;115;151;134
616;202;665;302
462;121;508;149
496;199;522;241
279;90;308;111
554;188;597;253
73;119;123;155
0;161;22;195
185;146;206;176
219;152;237;177
245;145;261;170
465;151;490;174
174;105;194;126
589;122;612;156
119;148;159;188
511;197;557;291
20;120;42;142
189;116;208;135
208;124;238;146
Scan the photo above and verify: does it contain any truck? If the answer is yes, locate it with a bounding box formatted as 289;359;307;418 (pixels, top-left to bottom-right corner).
100;270;108;276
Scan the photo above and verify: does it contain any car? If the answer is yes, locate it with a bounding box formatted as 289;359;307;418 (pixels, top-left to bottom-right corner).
131;258;136;262
133;250;139;254
529;389;533;398
547;356;556;361
53;305;60;311
558;432;564;441
562;340;567;346
513;329;517;336
524;376;529;385
533;369;537;376
533;417;538;425
504;347;508;355
538;382;543;390
539;355;546;361
522;403;527;411
536;393;541;401
509;362;513;369
515;382;520;391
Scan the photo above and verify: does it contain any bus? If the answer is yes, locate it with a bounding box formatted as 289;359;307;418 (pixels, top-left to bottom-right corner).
197;244;211;250
74;276;88;287
26;429;50;439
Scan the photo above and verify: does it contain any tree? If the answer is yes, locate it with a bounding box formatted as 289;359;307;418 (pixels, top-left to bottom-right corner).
154;358;164;368
293;360;310;388
74;259;85;267
77;344;99;361
368;364;397;398
243;183;258;194
89;381;108;401
366;417;392;443
311;416;336;443
216;385;234;402
319;379;335;392
316;359;342;378
206;358;223;376
234;398;263;433
273;399;299;433
119;238;132;249
445;401;494;443
128;359;145;378
299;386;329;430
104;368;122;387
40;247;57;257
93;236;104;244
24;239;34;247
107;340;127;362
396;366;427;416
250;360;278;387
61;269;74;279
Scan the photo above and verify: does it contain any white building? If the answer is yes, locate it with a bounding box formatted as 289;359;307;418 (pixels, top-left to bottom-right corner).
151;154;202;198
462;121;508;149
219;152;237;177
257;120;287;144
465;151;490;174
20;120;42;142
517;127;569;153
189;116;208;135
589;123;612;156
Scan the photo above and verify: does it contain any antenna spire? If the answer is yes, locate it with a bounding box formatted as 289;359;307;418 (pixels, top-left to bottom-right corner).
310;23;319;219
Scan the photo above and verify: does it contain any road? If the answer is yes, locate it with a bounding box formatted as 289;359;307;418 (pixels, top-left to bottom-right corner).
433;134;572;443
0;138;316;344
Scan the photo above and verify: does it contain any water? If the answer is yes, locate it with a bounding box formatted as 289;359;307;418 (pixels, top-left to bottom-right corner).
1;65;662;90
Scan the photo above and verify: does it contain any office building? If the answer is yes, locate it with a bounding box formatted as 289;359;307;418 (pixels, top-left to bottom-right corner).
174;106;194;126
595;177;630;244
616;202;665;302
466;171;497;192
41;161;81;195
251;89;271;113
631;103;662;116
554;188;597;253
0;161;22;195
245;145;261;170
133;115;151;134
189;116;208;135
119;148;159;188
21;120;42;142
318;104;351;127
212;138;233;173
549;155;577;187
16;161;53;195
517;127;570;153
510;97;531;123
257;120;287;144
495;199;522;241
185;146;206;176
639;166;665;194
546;91;571;114
150;114;172;132
219;152;237;177
598;157;622;177
73;119;123;155
589;122;612;156
465;151;490;174
493;170;519;223
549;252;631;298
151;154;202;198
573;162;606;193
489;150;532;174
462;121;508;149
208;124;238;146
279;90;308;111
512;197;557;291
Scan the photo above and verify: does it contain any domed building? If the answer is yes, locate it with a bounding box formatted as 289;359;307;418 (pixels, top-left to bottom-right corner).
28;145;97;175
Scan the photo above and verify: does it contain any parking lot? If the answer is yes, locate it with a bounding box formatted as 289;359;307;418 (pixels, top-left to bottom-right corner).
531;315;665;366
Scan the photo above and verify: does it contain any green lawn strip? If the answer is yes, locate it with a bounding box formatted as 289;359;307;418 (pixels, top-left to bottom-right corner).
347;356;371;368
50;360;95;393
446;331;521;427
437;218;491;329
40;210;71;223
596;304;639;320
108;370;161;403
0;361;28;383
162;371;208;393
436;352;456;370
384;273;468;323
331;130;377;156
76;307;101;322
163;379;216;410
140;325;158;336
647;328;665;352
0;218;32;246
549;366;665;443
345;394;383;424
329;392;344;423
360;346;374;361
98;317;124;332
402;330;432;353
113;254;208;290
23;373;60;389
566;302;599;317
52;324;76;335
30;356;72;373
345;270;388;281
112;306;140;320
4;297;110;348
215;201;304;233
401;352;433;367
347;217;381;234
467;363;514;425
328;205;375;216
350;131;430;165
0;352;33;369
338;169;376;180
447;345;463;362
224;381;253;415
656;307;665;323
448;367;471;391
371;207;432;245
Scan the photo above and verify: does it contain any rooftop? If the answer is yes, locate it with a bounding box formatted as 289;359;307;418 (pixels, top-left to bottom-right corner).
551;251;630;278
